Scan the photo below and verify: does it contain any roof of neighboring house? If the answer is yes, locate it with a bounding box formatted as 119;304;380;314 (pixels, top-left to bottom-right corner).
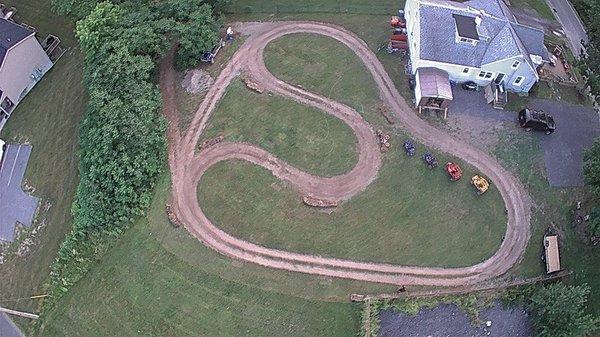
0;18;34;64
417;0;549;67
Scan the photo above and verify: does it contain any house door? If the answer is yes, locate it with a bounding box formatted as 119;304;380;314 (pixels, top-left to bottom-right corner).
494;73;505;84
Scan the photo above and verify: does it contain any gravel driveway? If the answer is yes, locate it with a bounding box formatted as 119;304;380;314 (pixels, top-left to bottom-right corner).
379;302;533;337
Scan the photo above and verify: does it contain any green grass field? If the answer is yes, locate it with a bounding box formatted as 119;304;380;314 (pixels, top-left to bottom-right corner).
0;0;85;325
196;33;506;266
198;79;358;176
11;1;598;336
38;210;359;337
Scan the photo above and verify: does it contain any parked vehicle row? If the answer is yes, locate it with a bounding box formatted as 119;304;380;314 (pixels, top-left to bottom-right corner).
402;138;489;194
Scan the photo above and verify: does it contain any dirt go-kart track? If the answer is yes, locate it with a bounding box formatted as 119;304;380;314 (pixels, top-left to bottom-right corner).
160;21;531;287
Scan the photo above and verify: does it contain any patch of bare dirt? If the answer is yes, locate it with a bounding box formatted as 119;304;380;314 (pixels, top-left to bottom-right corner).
181;69;214;94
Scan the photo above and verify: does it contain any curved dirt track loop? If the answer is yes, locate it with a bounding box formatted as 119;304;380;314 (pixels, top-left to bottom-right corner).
161;21;532;286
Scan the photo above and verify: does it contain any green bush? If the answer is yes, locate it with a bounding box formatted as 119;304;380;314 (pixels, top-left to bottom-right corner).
530;283;599;337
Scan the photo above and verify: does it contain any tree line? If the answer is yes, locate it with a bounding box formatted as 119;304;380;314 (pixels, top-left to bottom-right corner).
575;0;600;238
43;0;224;312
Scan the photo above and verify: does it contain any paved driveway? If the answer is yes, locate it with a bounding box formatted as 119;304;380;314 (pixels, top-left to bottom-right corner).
0;144;39;242
449;89;600;187
529;99;600;186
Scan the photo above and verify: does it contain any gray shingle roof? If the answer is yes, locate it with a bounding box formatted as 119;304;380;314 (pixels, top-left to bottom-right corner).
417;0;548;66
512;23;550;61
0;19;34;64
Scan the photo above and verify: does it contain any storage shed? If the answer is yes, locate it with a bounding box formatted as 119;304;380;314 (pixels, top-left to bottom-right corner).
544;235;561;274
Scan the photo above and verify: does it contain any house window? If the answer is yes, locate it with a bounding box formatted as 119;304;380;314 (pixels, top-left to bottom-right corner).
478;71;494;79
512;60;521;69
513;76;524;85
463;68;469;74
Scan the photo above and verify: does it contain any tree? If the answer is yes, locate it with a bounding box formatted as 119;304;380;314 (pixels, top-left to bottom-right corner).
530;283;599;337
583;139;600;198
585;207;600;237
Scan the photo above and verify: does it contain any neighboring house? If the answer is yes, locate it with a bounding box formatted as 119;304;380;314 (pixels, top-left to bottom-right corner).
404;0;549;107
0;17;53;130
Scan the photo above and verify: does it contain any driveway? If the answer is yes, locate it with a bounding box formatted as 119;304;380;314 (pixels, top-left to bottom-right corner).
449;89;600;187
529;99;600;186
544;0;588;58
0;144;39;242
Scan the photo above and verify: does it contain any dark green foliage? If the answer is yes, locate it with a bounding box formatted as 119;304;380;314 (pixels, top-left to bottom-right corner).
530;283;599;337
583;139;600;235
573;0;600;104
45;0;220;311
584;139;600;198
586;207;600;237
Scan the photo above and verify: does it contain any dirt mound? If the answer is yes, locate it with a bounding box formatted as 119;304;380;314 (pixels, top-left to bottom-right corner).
181;69;214;94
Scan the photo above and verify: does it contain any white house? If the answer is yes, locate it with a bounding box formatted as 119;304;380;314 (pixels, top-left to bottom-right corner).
0;17;53;130
405;0;549;106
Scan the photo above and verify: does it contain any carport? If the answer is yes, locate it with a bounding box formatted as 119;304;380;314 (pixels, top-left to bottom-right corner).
414;68;453;119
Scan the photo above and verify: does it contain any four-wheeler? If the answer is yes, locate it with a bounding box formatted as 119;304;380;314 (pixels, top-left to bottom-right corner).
201;38;225;64
471;175;490;195
461;81;479;91
518;108;555;135
422;151;438;169
403;139;415;156
444;162;462;181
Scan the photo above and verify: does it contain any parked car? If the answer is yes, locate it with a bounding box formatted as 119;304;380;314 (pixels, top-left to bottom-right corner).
518;108;555;135
461;81;478;91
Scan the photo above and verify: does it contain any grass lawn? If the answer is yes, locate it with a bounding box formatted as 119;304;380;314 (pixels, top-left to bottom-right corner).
0;0;85;325
198;79;358;176
37;193;359;337
196;33;506;267
30;4;599;337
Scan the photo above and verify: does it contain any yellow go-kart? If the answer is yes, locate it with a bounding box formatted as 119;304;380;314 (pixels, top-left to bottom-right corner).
471;175;489;195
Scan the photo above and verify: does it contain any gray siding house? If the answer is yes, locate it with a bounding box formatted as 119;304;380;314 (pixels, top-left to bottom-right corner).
0;17;53;129
405;0;549;106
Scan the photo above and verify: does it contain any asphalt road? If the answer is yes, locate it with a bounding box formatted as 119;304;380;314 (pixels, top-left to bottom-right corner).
0;144;39;242
0;313;24;337
545;0;588;58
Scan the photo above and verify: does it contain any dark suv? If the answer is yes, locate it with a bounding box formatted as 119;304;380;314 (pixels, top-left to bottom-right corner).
518;108;555;135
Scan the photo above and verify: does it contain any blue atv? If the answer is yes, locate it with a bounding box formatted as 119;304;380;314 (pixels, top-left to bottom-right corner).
403;139;415;156
422;151;438;169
